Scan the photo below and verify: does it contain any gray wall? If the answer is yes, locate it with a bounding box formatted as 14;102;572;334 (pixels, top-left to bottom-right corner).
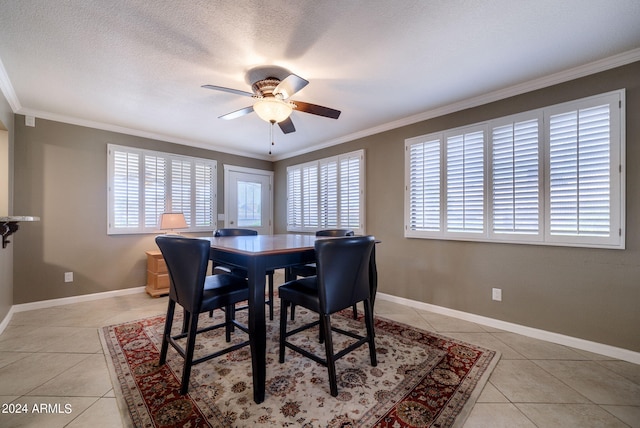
12;118;272;303
274;61;640;353
0;93;14;322
8;61;640;353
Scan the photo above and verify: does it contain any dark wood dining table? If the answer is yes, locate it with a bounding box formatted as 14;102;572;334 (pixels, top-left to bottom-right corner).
204;233;378;404
205;234;318;404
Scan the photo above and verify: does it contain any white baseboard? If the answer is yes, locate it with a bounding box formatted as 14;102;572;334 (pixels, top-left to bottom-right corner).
0;306;16;337
377;292;640;365
0;287;146;336
2;288;638;365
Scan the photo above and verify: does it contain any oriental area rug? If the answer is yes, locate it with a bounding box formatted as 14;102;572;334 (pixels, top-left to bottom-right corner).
100;302;499;428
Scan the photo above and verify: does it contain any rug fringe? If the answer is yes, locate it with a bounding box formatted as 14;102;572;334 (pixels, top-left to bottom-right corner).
99;325;136;428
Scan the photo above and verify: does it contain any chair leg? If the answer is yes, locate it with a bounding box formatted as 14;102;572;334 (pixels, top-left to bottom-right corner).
159;299;176;365
181;307;189;333
279;300;289;363
352;304;358;319
318;316;325;343
363;299;377;366
224;304;233;342
229;305;236;332
321;313;338;397
288;269;297;321
180;311;200;395
267;271;274;321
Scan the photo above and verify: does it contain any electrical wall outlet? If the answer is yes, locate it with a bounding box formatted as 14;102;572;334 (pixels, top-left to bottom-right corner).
492;288;502;301
64;272;74;283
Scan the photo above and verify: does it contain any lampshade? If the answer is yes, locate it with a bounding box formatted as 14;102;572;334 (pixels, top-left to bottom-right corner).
159;213;187;232
253;97;293;123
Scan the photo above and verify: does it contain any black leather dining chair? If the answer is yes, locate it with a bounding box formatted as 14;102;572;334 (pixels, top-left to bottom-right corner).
288;229;356;320
212;228;275;320
288;229;355;277
278;235;377;397
156;235;250;395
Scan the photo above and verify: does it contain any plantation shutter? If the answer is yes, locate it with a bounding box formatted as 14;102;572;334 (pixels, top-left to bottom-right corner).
108;144;217;234
446;129;485;233
194;162;215;228
407;138;441;232
548;104;611;237
144;155;166;228
404;90;623;248
319;160;338;228
339;153;362;230
302;164;319;228
171;159;192;226
491;118;540;235
287;167;302;229
287;150;365;234
112;149;141;229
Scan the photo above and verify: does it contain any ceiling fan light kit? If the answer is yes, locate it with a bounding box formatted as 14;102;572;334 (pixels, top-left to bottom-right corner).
253;97;294;123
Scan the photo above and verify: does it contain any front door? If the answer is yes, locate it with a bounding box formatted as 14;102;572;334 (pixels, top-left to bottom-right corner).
224;165;273;235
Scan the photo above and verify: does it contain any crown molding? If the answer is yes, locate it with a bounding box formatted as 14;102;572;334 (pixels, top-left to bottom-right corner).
2;47;638;162
0;57;21;112
274;48;640;160
16;107;273;161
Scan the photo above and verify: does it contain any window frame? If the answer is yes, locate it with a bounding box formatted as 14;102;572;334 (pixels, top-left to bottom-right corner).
543;93;624;248
107;144;217;235
287;149;365;235
405;90;625;249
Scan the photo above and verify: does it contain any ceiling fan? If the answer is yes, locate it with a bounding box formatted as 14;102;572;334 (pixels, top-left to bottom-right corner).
202;65;341;134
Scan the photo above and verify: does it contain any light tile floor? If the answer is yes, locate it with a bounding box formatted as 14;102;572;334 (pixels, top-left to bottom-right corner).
1;284;639;427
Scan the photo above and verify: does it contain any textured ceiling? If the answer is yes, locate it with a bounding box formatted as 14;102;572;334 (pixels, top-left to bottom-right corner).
1;0;639;160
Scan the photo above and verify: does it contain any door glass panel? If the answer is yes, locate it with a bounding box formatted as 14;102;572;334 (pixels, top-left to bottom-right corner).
237;180;262;227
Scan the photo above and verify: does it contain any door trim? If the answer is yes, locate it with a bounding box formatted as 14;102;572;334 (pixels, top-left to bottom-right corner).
223;165;274;234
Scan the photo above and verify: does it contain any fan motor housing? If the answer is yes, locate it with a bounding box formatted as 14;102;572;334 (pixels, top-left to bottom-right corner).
252;78;280;97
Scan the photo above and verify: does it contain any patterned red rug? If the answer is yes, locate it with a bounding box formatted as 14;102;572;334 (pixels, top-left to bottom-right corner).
100;304;499;427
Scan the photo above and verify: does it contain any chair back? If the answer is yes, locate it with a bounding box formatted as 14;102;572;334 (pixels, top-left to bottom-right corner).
214;228;258;237
315;229;354;237
155;236;210;313
315;235;375;314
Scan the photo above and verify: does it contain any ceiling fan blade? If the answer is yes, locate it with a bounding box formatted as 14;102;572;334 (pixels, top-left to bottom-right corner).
274;74;309;99
202;84;254;98
293;101;341;119
218;106;254;120
278;117;296;134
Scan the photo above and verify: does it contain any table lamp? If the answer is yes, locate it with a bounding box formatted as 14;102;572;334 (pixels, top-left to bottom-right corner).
159;213;187;234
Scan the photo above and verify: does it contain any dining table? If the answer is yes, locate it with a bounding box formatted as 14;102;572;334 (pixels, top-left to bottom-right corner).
205;233;317;404
204;233;378;404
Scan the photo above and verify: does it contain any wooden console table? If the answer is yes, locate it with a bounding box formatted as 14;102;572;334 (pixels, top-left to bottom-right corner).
145;250;169;296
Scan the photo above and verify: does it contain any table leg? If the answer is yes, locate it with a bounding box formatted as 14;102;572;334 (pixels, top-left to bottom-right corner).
246;257;267;404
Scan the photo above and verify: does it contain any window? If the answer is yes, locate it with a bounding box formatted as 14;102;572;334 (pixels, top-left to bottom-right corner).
446;127;485;234
108;144;217;234
287;149;365;234
407;137;440;232
490;116;541;238
224;164;273;235
236;180;262;227
405;90;625;249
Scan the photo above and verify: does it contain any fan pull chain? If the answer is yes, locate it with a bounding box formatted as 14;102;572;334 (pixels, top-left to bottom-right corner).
269;120;275;155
